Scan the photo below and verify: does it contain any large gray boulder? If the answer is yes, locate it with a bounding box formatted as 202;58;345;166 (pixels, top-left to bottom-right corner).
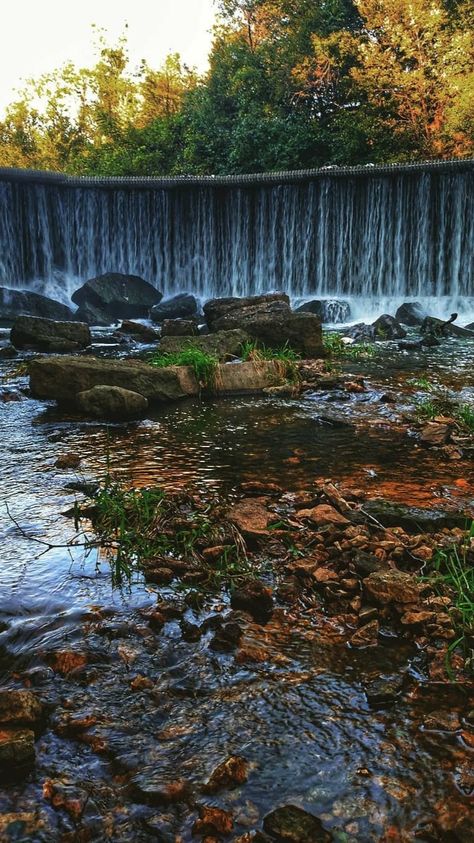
76;385;149;420
0;287;73;327
29;356;198;406
204;292;289;330
159;329;250;360
395;301;427;326
203;294;324;358
150;293;198;323
71;273;162;323
11;316;91;351
296;298;351;324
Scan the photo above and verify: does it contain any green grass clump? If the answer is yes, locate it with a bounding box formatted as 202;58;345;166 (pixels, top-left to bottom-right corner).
423;522;474;675
148;346;219;388
412;381;474;433
240;340;301;383
77;481;250;588
323;332;376;359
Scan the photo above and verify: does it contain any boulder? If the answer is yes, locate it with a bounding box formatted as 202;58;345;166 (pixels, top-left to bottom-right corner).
159;329;250;361
11;316;91;351
421;315;474;338
215;361;289;394
210;301;324;358
343;323;376;343
76;386;149;420
0;286;73;326
204;293;289;330
161;319;199;338
74;302;114;326
295;299;351;324
204;755;249;793
372;314;407;340
263;805;332;842
29;356;199;406
395;301;427;326
150;293;199;322
118;320;159;342
71;273;162;321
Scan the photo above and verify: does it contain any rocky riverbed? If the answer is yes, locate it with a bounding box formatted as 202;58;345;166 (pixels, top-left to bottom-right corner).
0;320;473;842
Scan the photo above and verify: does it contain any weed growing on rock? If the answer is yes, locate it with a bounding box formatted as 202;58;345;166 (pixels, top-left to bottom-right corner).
77;481;251;588
423;522;474;674
240;340;301;382
323;332;376;359
148;347;219;389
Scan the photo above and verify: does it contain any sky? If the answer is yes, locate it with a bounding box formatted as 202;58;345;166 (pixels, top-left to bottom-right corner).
0;0;217;115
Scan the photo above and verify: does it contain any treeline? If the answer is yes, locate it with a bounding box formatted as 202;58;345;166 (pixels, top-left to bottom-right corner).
1;0;473;175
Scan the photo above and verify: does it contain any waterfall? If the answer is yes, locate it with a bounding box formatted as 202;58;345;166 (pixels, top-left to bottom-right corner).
0;163;473;316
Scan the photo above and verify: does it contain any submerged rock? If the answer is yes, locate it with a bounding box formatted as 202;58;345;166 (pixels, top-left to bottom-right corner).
150;292;199;322
230;579;274;623
0;286;73;326
372;314;407;340
76;385;149;420
72;272;162;322
204;755;249;792
263;804;332;842
11;315;91;351
295;299;351;324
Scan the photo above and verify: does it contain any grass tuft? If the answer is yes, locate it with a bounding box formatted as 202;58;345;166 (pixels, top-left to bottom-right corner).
323;332;376;359
148;346;219;389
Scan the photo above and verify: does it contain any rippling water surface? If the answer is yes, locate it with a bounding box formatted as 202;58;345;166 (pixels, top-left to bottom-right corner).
0;338;473;840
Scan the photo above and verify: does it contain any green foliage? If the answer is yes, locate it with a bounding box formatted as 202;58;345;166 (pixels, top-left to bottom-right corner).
148;347;219;389
424;522;474;674
323;332;376;359
412;381;474;433
240;340;301;382
1;1;472;175
81;481;251;589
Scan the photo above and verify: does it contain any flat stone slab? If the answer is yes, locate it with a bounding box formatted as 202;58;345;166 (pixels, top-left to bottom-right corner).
29;356;199;405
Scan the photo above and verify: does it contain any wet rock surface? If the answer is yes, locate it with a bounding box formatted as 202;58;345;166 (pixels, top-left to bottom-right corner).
72;272;162;322
0;287;74;326
11;316;91;351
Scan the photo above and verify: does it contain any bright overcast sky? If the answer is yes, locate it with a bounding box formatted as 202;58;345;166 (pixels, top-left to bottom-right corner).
0;0;217;115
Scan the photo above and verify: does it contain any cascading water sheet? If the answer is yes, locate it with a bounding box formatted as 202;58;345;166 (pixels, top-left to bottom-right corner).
0;163;472;306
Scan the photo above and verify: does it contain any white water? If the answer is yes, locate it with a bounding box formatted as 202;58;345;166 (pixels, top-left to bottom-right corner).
0;169;473;320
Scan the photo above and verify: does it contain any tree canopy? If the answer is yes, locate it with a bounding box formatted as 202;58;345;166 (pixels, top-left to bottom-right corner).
0;1;472;174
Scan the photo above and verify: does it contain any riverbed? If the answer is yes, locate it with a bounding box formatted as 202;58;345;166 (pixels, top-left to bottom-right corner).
0;337;473;841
